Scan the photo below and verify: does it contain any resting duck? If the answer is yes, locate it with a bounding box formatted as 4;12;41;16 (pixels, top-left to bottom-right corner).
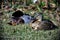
30;13;57;30
8;10;34;26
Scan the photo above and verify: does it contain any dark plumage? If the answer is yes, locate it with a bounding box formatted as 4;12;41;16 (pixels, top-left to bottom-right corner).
8;10;24;25
12;10;24;17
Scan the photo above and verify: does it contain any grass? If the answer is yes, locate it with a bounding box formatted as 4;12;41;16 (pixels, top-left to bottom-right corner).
0;8;60;40
1;21;60;40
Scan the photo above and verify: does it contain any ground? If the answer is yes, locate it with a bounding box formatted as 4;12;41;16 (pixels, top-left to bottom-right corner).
0;8;60;40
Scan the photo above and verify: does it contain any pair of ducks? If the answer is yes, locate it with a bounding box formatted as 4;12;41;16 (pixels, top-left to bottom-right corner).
8;10;57;30
30;13;58;30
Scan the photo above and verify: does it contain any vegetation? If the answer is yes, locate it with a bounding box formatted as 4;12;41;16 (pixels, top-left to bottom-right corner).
0;0;60;40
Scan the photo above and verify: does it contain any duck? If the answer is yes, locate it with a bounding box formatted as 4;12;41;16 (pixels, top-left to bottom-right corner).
30;12;58;30
8;10;34;26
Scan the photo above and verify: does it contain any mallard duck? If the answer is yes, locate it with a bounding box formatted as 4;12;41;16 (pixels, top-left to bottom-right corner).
30;13;57;30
